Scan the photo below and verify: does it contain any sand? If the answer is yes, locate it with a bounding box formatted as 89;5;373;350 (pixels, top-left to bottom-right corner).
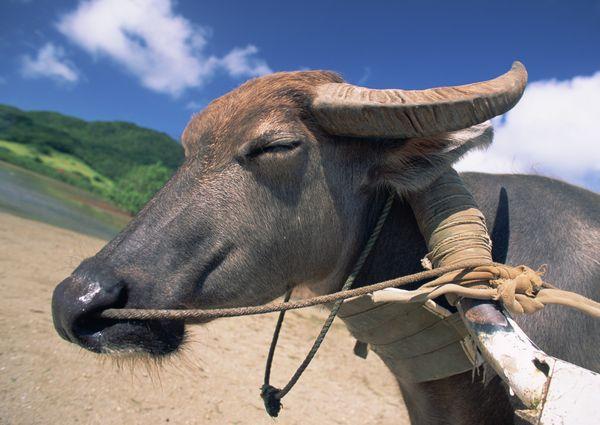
0;212;409;424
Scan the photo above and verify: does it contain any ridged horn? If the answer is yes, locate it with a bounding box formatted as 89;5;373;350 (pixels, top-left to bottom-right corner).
311;61;527;138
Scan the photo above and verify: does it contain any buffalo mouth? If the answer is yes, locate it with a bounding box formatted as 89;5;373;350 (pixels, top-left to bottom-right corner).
73;314;185;356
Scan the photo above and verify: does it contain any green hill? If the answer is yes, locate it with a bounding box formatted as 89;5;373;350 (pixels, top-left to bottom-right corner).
0;104;184;213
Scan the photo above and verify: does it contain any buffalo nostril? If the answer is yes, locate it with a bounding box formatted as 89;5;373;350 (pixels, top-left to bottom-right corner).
52;272;128;348
72;281;128;338
73;290;127;337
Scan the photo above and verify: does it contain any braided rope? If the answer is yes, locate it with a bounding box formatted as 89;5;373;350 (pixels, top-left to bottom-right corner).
99;260;600;322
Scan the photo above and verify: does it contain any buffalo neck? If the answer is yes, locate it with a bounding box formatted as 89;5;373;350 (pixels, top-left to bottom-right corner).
342;189;515;424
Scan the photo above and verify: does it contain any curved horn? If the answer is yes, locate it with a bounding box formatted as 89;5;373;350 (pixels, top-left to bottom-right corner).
311;62;527;138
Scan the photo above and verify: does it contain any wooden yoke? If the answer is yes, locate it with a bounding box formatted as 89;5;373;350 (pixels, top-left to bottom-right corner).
407;168;600;424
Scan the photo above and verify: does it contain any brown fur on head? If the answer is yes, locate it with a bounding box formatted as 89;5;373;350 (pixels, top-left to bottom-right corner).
181;71;343;159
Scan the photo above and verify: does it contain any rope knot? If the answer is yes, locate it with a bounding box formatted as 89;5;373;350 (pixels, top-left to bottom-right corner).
489;265;547;316
260;384;283;417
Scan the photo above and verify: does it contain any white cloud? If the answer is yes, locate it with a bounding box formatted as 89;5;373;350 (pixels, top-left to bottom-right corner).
21;43;79;83
219;45;272;78
57;0;271;96
456;71;600;191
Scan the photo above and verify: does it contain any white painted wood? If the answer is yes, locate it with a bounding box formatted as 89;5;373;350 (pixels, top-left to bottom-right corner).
457;302;600;424
538;359;600;425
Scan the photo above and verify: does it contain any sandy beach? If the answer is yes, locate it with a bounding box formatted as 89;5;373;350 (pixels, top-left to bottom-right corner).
0;212;408;424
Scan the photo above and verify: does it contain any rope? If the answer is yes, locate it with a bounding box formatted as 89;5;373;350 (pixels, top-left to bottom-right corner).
261;290;292;416
99;260;600;322
260;192;394;417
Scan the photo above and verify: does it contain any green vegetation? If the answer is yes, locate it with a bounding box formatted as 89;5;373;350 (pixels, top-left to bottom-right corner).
0;104;184;213
110;163;172;213
0;139;114;193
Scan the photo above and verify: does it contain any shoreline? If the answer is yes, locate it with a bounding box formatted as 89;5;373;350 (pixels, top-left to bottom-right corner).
0;160;131;218
0;160;131;239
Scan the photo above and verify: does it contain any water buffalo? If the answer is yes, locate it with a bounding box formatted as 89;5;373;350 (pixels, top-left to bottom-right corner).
52;63;599;424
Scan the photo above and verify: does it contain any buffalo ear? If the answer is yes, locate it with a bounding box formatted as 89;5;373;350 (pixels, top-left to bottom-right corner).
371;121;493;195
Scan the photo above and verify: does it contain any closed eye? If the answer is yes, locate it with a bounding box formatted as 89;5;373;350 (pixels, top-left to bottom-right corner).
245;140;302;159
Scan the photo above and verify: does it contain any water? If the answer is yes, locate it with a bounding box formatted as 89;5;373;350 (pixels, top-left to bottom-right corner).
0;161;131;240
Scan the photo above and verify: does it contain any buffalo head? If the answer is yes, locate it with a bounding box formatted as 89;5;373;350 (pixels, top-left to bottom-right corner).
52;63;527;356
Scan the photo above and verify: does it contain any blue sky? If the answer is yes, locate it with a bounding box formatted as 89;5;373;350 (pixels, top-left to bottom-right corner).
1;0;599;189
